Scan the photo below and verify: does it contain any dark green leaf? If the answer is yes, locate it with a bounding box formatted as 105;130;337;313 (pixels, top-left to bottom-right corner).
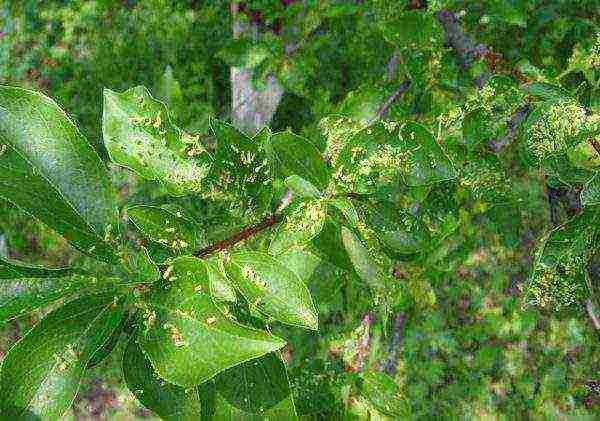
123;338;205;420
217;39;272;69
0;86;119;262
137;257;285;387
0;292;125;418
226;252;318;330
267;131;330;190
215;353;297;419
103;86;211;195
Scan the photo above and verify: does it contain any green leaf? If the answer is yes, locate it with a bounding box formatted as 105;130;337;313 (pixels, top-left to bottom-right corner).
0;86;119;262
102;86;211;195
209;118;274;215
399;122;457;186
284;175;322;199
137;257;285;387
0;257;108;323
341;227;387;290
214;353;297;419
226;252;318;330
329;196;359;226
123;338;205;420
269;200;326;255
0;292;124;419
311;218;353;271
582;174;600;207
128;205;198;254
463;107;495;149
381;11;439;47
521;82;572;102
267;131;330;190
361;372;409;417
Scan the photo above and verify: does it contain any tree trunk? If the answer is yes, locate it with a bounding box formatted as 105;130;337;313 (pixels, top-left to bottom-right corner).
230;2;284;135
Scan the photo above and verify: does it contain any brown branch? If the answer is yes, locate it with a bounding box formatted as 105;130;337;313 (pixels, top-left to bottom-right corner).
370;80;412;123
436;9;489;88
380;312;406;376
195;213;283;259
488;104;533;152
585;299;600;331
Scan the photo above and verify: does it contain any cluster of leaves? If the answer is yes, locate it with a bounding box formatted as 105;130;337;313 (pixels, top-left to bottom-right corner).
1;0;600;419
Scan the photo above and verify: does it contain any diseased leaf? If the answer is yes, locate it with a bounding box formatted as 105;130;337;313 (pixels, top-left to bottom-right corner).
226;252;318;330
208;118;273;216
521;82;572;102
137;257;285;387
0;292;124;419
365;203;429;256
0;86;119;262
128;205;198;254
269;200;326;255
582;174;600;207
267;131;330;190
329;196;359;226
103;86;211;195
311;218;353;271
123;338;205;420
214;353;297;419
526;210;599;309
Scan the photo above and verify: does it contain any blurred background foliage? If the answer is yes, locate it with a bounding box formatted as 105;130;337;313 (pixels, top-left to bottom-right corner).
0;0;599;419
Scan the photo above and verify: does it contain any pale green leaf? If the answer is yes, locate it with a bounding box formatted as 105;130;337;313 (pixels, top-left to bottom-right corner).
0;86;119;262
123;338;205;420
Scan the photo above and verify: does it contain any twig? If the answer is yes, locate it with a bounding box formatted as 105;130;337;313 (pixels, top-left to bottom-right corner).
195;214;283;259
436;10;489;88
194;190;294;259
585;299;600;331
350;312;375;372
488;104;532;152
381;312;406;376
370;80;412;123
